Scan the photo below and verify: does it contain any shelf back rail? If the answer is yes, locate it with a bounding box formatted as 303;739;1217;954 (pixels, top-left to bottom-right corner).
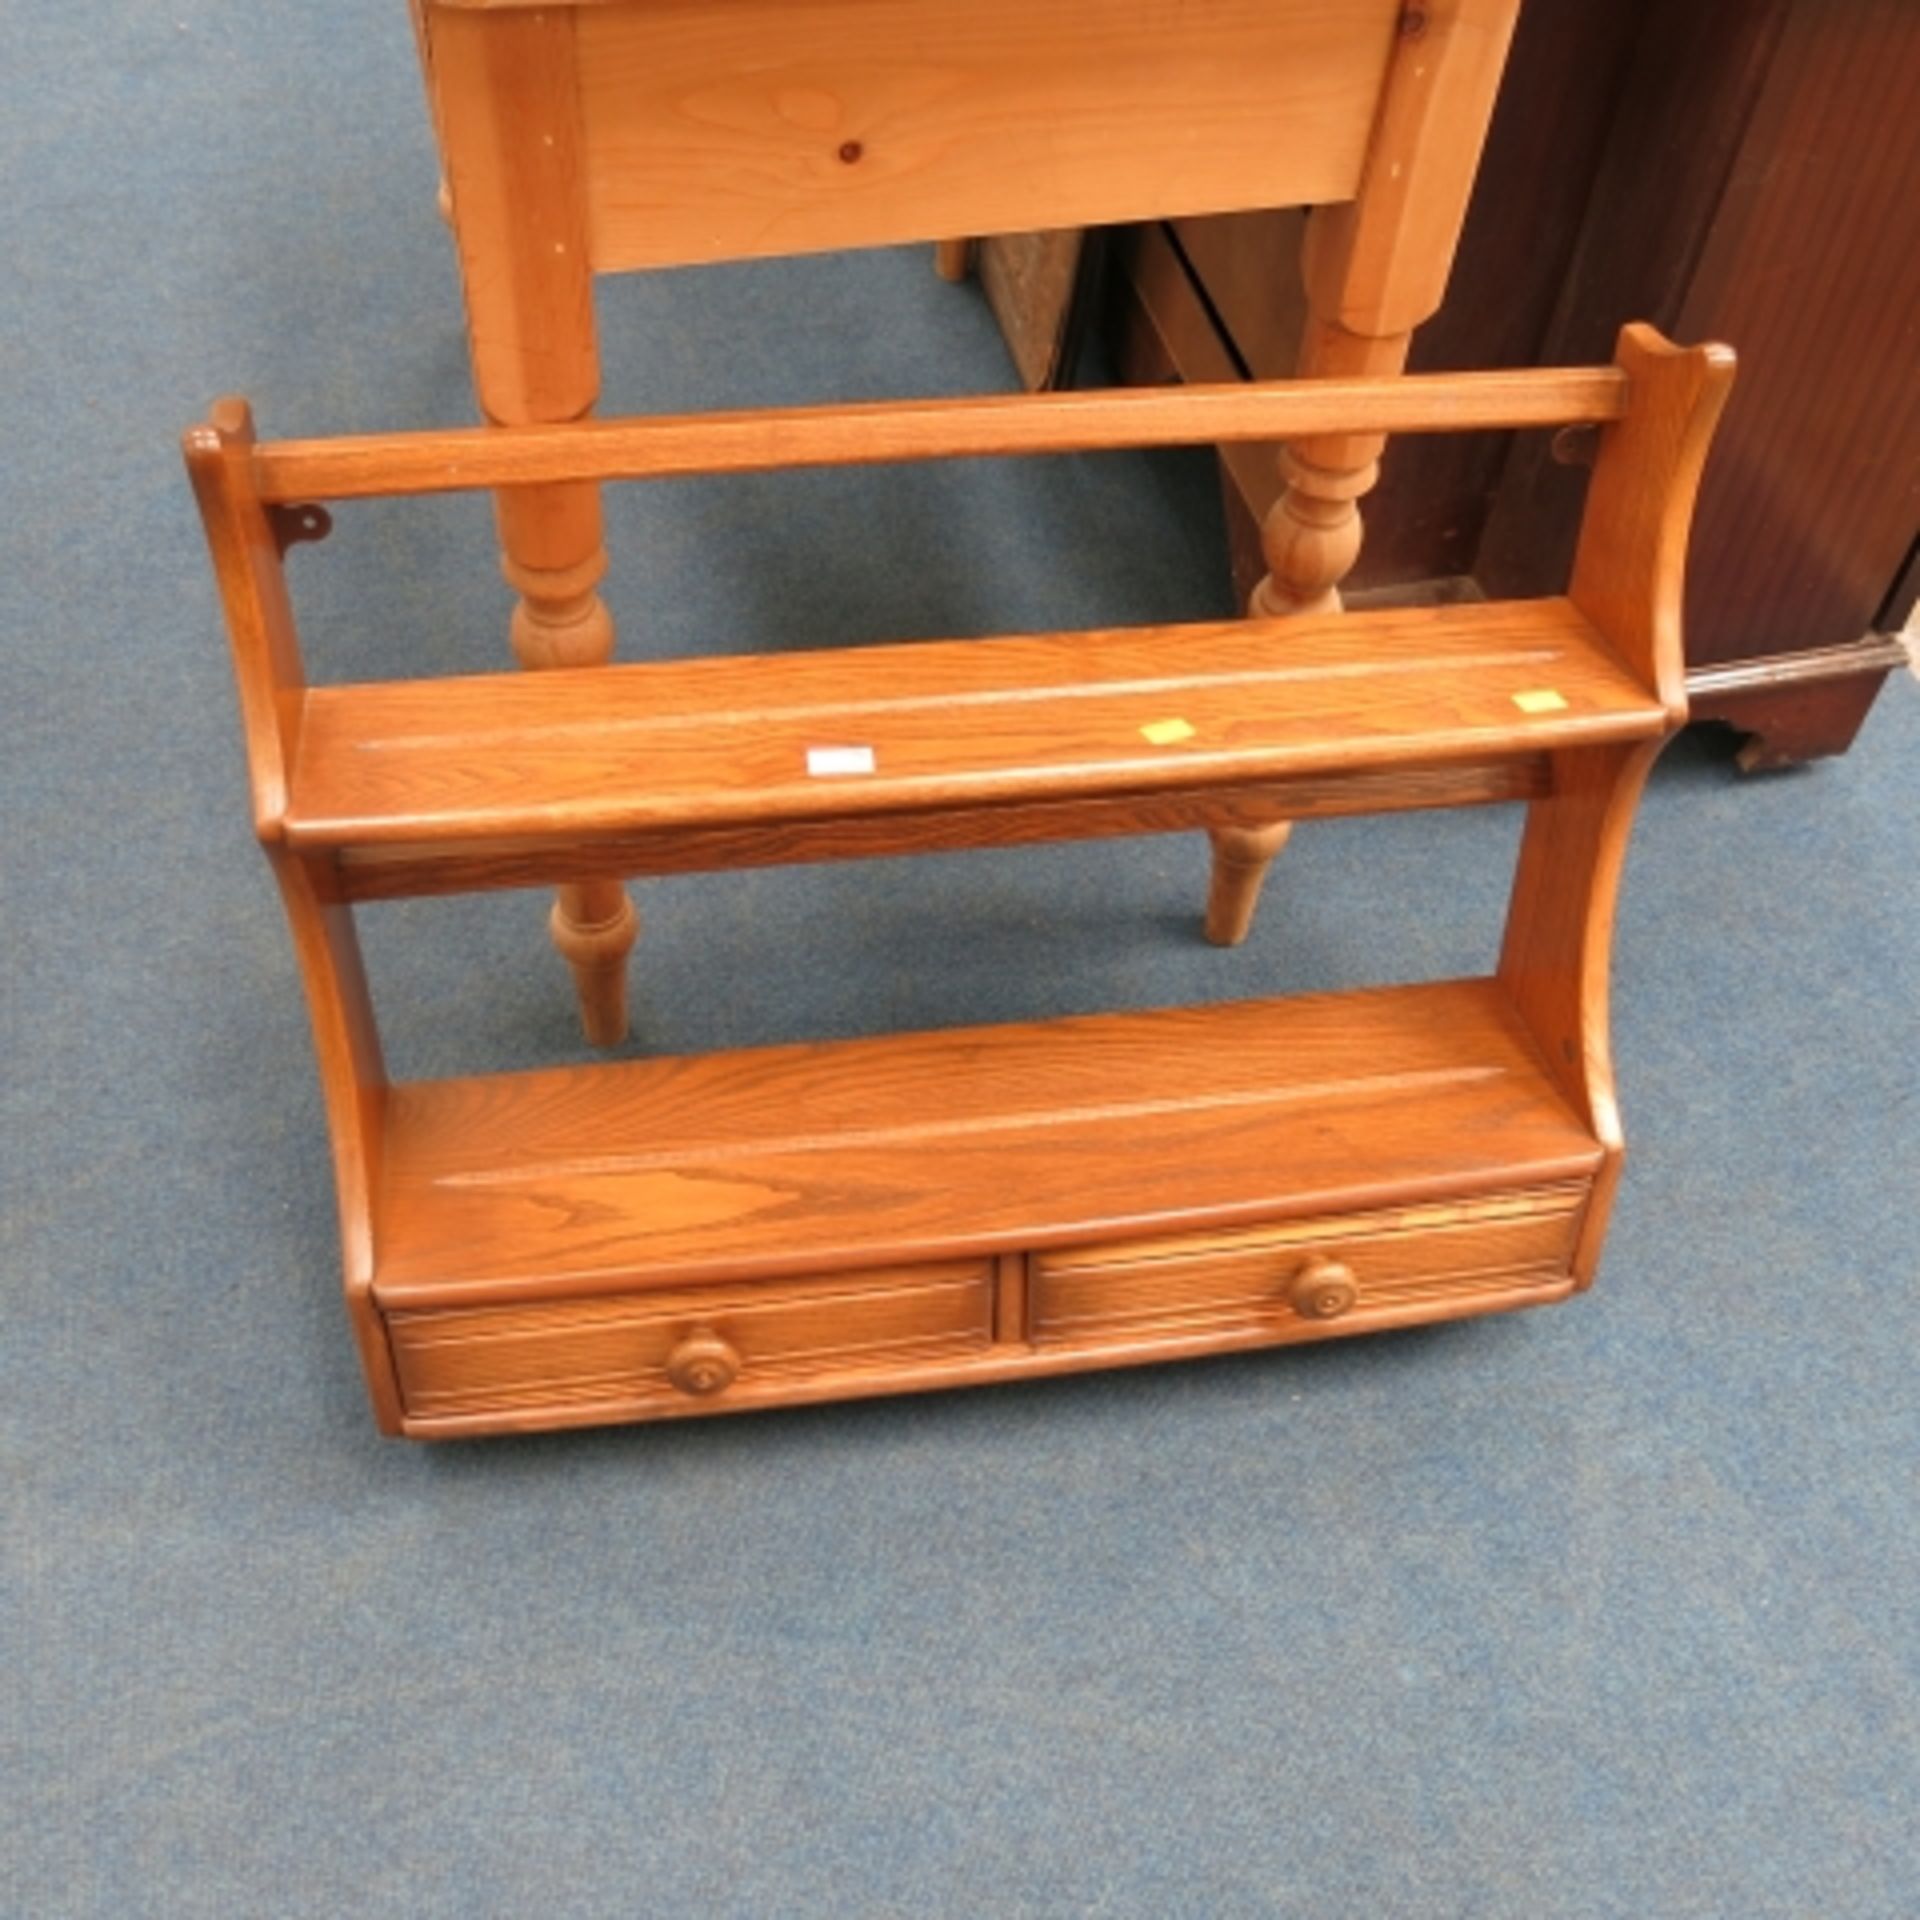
249;365;1632;504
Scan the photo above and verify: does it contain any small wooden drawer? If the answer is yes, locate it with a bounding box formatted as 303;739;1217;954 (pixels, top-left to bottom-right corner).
1029;1186;1587;1344
388;1259;995;1421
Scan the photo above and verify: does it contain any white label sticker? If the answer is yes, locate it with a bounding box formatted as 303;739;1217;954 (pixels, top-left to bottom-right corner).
806;745;877;777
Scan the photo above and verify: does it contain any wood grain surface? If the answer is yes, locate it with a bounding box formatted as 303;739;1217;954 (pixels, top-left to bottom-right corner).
384;1192;1588;1428
327;757;1551;904
251;368;1632;502
1569;325;1735;721
286;598;1665;854
425;4;599;425
1030;1184;1586;1342
1300;0;1522;338
389;1259;995;1420
371;977;1603;1308
187;327;1730;1437
565;0;1400;269
393;1269;1580;1437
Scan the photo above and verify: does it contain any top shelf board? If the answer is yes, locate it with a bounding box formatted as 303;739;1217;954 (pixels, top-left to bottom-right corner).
286;597;1660;854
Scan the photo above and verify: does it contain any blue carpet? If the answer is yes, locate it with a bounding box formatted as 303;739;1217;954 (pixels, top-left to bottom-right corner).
4;5;1917;1915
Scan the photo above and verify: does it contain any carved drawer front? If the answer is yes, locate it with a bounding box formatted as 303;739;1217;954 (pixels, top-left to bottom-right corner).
388;1260;994;1420
1029;1186;1588;1344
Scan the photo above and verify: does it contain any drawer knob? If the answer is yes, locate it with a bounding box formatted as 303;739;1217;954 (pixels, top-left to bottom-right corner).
666;1328;740;1397
1289;1259;1358;1320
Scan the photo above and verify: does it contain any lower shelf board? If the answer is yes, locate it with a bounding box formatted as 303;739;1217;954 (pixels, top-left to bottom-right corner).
363;978;1606;1436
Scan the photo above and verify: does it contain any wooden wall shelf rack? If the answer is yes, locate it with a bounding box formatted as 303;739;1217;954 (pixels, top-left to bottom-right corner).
187;326;1730;1439
405;0;1532;1044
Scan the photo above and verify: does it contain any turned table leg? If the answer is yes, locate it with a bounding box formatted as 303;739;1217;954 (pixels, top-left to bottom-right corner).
494;480;638;1045
487;456;640;1052
1202;318;1407;946
1198;0;1519;946
1204;821;1295;947
1247;319;1407;625
427;3;640;1045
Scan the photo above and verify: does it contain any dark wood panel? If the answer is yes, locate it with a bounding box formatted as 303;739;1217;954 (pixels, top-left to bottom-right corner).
1674;0;1920;668
1687;636;1910;770
1382;0;1653;586
1478;0;1920;667
1468;0;1919;763
1475;0;1795;598
976;229;1102;391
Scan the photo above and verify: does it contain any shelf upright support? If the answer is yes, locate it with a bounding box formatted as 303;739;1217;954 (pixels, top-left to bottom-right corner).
185;403;403;1428
1499;326;1734;1281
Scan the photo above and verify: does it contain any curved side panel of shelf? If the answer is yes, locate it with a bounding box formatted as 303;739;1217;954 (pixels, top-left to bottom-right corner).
264;847;399;1433
1503;325;1736;1285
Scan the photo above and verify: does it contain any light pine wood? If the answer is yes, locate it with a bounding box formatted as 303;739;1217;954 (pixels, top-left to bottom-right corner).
565;0;1401;271
426;7;598;426
186;331;1733;1437
1263;0;1525;570
1249;322;1412;624
419;2;636;1045
1221;0;1526;939
1298;0;1524;340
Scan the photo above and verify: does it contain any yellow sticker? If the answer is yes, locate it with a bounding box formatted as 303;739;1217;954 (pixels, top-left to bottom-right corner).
1140;717;1197;746
1512;688;1570;714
